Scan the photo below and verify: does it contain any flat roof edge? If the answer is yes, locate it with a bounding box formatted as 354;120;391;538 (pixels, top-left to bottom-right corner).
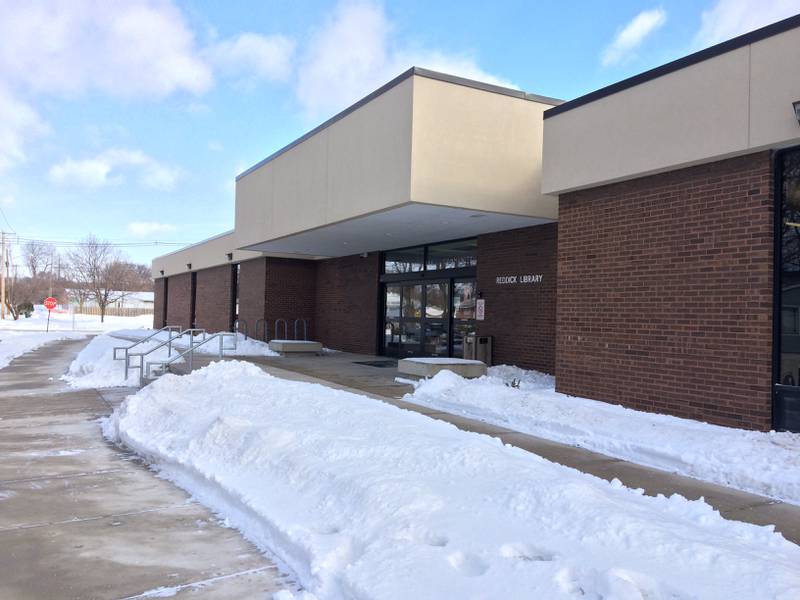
235;67;563;182
544;13;800;119
152;229;235;262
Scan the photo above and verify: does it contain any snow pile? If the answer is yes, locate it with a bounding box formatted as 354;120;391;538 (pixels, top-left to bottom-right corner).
105;361;800;600
0;331;86;370
62;334;181;389
404;367;800;505
0;306;153;332
111;329;279;357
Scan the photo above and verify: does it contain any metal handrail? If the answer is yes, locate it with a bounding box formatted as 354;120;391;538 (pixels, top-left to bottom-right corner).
127;328;207;384
254;318;268;342
113;325;182;362
144;332;237;382
233;317;248;340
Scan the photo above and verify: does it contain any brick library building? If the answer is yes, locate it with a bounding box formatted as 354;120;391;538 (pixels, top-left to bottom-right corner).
153;16;800;432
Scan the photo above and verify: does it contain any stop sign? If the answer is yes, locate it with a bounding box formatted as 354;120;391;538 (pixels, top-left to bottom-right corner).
43;297;57;311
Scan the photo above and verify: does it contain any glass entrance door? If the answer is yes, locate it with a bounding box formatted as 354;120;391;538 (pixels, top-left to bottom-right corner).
382;279;473;358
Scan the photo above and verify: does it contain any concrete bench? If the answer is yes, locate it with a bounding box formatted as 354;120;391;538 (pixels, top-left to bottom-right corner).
398;357;487;379
268;340;324;355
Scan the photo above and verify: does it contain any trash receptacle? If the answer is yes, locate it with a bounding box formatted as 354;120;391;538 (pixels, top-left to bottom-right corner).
476;335;493;365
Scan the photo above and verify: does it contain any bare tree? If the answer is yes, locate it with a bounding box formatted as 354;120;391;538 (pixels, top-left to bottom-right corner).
22;240;55;278
67;236;136;322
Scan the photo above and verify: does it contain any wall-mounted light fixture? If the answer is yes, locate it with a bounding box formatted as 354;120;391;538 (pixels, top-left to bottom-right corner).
794;101;800;125
186;263;192;270
159;269;164;276
226;253;233;261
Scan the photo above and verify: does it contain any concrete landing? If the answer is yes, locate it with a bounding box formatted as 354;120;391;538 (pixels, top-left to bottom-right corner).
0;338;296;599
398;357;486;378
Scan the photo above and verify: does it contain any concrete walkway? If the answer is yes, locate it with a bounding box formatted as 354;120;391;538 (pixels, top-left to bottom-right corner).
0;338;296;599
243;353;800;545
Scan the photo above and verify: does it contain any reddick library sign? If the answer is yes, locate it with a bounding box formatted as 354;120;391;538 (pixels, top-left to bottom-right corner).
495;274;544;285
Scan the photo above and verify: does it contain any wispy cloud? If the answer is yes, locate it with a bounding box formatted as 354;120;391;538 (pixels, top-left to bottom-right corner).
127;221;177;237
0;0;212;99
294;0;513;118
601;8;667;67
695;0;800;47
48;148;181;191
0;86;49;173
206;32;295;84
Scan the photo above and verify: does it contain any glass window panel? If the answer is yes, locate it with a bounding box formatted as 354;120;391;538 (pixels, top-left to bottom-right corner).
781;149;800;386
453;281;476;320
401;321;421;356
427;239;477;271
402;285;422;318
452;321;476;359
385;286;401;318
384;247;424;273
384;319;400;353
425;283;449;318
424;321;449;356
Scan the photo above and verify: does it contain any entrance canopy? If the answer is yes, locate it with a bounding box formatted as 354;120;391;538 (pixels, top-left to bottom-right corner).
241;203;550;258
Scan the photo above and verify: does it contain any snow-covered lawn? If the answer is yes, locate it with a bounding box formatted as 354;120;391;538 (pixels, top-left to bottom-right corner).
104;361;800;600
0;330;86;370
0;306;153;332
62;334;181;389
111;328;279;357
402;366;800;506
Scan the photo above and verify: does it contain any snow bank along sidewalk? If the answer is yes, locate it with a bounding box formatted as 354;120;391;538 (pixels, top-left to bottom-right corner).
402;366;800;506
111;328;280;357
0;306;152;332
62;333;181;388
104;361;800;600
0;331;86;370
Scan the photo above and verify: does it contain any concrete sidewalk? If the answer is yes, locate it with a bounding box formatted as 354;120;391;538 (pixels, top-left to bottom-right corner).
0;338;296;599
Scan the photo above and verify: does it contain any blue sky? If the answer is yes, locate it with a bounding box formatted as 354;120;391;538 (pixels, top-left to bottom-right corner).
1;0;798;266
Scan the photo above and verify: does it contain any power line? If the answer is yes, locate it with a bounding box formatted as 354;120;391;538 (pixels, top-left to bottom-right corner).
3;234;190;249
0;205;15;233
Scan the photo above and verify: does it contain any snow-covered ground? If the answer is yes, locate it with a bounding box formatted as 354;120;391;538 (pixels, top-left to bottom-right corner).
0;306;153;332
62;334;182;389
104;361;800;600
0;330;87;370
112;328;279;357
402;366;800;506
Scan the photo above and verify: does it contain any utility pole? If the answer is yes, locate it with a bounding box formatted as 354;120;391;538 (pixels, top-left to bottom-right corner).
1;232;6;320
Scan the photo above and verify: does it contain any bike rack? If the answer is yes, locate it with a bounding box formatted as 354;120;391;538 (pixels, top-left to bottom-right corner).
274;318;288;340
254;318;268;342
233;317;248;340
145;332;237;382
128;328;207;386
293;318;310;341
113;326;182;381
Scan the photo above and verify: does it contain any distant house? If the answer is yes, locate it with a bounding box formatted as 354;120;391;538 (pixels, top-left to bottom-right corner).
65;289;154;310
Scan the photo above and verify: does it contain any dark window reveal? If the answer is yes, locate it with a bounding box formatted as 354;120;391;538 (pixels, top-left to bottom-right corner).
427;239;478;271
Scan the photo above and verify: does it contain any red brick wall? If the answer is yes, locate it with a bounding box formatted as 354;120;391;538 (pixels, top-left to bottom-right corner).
265;258;317;339
315;253;380;354
153;277;166;328
238;258;267;339
477;224;558;373
556;151;774;430
194;265;233;333
165;272;192;330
